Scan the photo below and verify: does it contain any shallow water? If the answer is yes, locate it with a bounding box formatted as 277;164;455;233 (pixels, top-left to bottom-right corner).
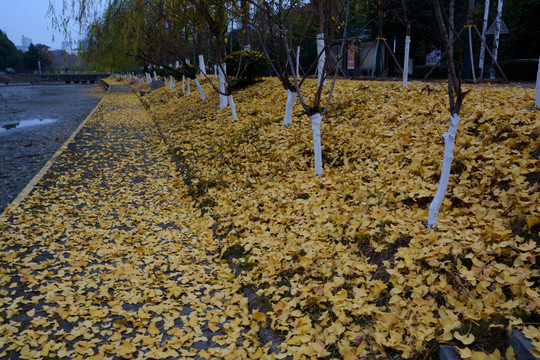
0;83;105;212
0;118;57;132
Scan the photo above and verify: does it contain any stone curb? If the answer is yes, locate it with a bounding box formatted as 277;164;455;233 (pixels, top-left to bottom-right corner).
440;329;539;360
507;329;540;360
0;82;109;223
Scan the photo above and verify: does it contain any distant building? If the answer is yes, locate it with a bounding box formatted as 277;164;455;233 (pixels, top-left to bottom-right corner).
16;35;32;51
61;41;72;50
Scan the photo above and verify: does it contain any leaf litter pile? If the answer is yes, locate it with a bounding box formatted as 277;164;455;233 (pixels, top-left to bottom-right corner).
0;86;266;359
134;77;539;359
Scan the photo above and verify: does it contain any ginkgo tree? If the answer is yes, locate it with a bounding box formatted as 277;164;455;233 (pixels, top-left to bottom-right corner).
250;0;302;127
282;0;351;176
426;0;473;229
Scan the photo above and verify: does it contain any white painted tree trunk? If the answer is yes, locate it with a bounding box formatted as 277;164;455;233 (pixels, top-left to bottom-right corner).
535;54;540;109
153;71;158;81
214;65;218;79
228;95;237;120
403;36;411;87
182;75;185;94
310;113;323;176
219;63;228;109
194;78;206;100
188;79;191;94
199;55;206;75
283;89;296;127
427;114;461;228
479;0;490;77
490;0;503;79
316;34;326;87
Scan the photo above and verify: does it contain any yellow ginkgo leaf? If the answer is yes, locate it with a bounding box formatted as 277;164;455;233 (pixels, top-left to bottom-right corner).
148;321;160;336
454;331;475;345
115;340;136;358
253;311;266;324
505;346;516;360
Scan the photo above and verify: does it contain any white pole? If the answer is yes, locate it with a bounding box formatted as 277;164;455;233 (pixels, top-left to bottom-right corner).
535;54;540;109
479;0;490;78
296;46;300;78
403;35;411;87
490;0;503;79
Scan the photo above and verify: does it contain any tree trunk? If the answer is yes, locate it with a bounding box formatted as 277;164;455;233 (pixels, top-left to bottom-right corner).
228;95;237;120
194;78;206;100
403;35;411;87
219;63;228;109
153;71;158;81
534;52;540;109
182;75;185;94
310;113;323;176
313;0;326;87
479;0;490;78
491;0;503;79
427;114;461;228
447;0;455;110
296;46;301;78
316;34;326;87
241;0;250;50
284;89;296;127
198;54;206;75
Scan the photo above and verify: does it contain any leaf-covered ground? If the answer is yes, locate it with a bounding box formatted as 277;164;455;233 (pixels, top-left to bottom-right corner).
0;85;267;359
133;76;539;358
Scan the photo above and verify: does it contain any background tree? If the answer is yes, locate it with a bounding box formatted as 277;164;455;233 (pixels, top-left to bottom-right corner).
22;44;52;71
0;30;22;70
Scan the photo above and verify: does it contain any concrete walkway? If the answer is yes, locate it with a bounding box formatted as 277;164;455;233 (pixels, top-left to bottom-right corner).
0;85;264;359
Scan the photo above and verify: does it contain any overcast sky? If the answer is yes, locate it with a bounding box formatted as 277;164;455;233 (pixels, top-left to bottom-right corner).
0;0;105;50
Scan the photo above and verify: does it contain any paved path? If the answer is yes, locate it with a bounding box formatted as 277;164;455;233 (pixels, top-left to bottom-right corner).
0;85;263;359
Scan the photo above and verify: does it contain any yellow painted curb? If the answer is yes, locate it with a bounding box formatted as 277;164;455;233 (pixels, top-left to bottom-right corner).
0;88;109;223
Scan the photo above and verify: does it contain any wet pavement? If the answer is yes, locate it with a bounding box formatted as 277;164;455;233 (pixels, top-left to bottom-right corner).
0;84;105;212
